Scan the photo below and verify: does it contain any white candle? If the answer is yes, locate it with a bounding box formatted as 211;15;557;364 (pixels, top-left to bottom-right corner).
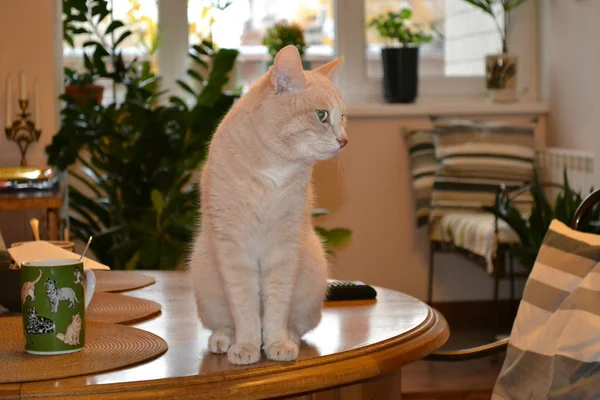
19;71;26;100
5;74;11;128
34;79;40;129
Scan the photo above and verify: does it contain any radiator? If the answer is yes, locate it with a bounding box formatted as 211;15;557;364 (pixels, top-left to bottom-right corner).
536;147;595;198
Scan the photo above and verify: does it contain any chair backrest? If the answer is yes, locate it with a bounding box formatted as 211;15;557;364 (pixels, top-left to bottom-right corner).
427;117;537;223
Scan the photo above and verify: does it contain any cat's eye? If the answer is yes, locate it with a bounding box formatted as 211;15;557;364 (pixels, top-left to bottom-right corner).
315;109;329;123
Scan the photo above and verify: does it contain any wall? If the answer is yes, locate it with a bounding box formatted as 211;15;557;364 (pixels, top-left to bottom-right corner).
540;0;600;186
0;1;63;246
0;1;62;168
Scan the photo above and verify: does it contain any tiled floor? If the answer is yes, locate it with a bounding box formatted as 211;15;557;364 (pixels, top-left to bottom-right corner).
402;328;505;399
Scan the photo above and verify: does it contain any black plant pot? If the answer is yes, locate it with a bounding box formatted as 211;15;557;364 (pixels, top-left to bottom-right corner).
381;47;419;103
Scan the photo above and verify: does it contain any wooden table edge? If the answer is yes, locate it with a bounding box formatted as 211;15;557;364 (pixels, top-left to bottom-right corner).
17;307;449;399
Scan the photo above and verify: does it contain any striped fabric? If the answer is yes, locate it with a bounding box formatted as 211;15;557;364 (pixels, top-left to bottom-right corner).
430;213;519;273
493;220;600;399
429;117;537;221
404;129;436;227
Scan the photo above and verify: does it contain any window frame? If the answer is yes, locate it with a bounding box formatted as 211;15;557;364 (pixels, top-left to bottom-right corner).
334;0;537;103
61;0;538;104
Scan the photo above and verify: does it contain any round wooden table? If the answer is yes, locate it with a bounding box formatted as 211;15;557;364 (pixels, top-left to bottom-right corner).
4;271;449;399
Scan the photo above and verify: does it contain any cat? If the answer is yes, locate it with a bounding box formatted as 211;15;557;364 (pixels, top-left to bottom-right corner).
189;45;347;365
56;313;82;345
73;269;84;285
21;269;43;305
26;307;55;335
45;278;80;313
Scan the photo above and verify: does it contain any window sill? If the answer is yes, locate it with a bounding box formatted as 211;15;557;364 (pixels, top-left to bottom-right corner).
346;100;550;118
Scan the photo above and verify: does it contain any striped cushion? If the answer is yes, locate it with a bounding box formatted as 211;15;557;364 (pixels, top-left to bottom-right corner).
404;130;436;227
430;213;519;273
429;117;537;222
493;220;600;399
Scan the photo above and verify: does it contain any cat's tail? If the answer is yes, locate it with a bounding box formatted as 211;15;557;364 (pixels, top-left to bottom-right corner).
33;269;43;285
56;333;65;342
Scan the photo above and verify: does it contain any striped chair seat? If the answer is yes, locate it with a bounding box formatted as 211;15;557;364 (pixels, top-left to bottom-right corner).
430;213;520;274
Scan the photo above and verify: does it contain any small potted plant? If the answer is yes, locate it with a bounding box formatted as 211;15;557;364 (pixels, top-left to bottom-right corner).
63;68;104;106
368;8;432;104
461;0;529;103
262;20;310;70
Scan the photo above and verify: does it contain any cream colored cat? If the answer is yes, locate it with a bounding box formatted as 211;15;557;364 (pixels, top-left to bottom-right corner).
56;313;82;345
21;269;42;305
189;45;347;365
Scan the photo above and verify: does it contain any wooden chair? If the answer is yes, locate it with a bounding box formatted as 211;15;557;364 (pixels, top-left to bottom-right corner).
424;187;600;362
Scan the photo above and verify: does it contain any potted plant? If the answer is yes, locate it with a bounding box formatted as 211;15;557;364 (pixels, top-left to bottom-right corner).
262;20;310;70
63;68;104;106
485;169;600;271
461;0;529;103
62;0;108;105
368;8;432;104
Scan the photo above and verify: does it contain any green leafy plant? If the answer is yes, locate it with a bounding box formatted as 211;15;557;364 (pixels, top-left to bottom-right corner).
262;20;307;59
46;41;238;270
49;0;240;270
367;8;433;46
312;209;352;255
461;0;528;54
484;168;600;271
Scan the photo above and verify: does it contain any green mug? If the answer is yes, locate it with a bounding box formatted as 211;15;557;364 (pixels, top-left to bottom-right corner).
20;259;96;355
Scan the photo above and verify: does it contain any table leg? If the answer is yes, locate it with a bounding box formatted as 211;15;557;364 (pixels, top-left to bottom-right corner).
0;383;21;399
287;369;403;400
47;209;58;241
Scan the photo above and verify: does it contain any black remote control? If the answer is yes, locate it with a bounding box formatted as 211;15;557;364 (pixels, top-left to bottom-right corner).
325;280;377;301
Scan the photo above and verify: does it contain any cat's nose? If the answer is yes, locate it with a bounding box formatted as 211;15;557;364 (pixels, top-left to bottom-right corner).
337;137;348;149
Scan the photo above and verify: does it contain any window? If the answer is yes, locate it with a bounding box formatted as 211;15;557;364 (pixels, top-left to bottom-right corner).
63;0;158;71
365;0;503;78
63;0;158;104
365;0;445;78
62;0;534;103
187;0;335;91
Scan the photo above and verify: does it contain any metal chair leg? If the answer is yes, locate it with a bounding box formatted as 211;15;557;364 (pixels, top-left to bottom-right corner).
493;265;500;337
427;243;435;305
509;250;515;317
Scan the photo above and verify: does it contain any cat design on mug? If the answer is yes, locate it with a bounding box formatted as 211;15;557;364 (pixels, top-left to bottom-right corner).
56;313;82;345
26;307;56;334
73;269;84;285
45;279;80;313
21;269;43;305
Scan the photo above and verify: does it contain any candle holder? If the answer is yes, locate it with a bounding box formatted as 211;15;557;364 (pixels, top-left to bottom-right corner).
4;99;41;167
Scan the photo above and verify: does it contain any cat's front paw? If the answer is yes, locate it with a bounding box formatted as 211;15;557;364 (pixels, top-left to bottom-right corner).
265;339;299;362
227;342;261;365
209;328;234;354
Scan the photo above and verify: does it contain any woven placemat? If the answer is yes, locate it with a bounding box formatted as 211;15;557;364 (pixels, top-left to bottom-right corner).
87;292;162;324
94;270;156;293
0;315;168;384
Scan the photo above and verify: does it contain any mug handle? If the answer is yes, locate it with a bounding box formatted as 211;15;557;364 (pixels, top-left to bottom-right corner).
83;268;96;309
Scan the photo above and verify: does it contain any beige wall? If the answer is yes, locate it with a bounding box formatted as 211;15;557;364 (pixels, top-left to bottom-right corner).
540;0;600;185
313;112;547;302
0;1;62;168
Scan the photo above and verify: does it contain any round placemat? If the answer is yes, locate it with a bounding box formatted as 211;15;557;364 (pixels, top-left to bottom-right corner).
0;315;168;384
87;292;162;325
94;270;156;293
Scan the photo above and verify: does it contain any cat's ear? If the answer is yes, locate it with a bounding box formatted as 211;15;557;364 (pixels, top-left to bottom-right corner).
312;56;344;79
270;45;306;93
